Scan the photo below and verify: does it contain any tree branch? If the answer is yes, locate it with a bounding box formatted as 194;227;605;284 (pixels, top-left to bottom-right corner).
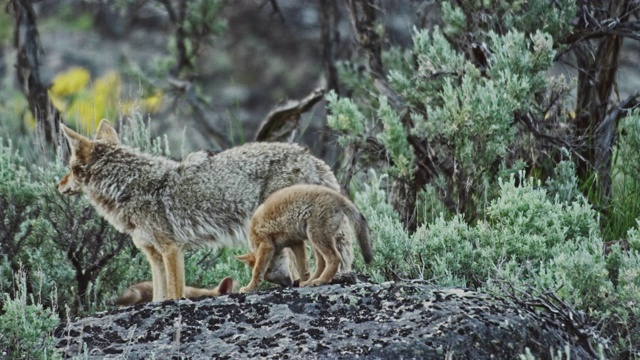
502;283;601;359
320;0;340;93
559;18;640;45
171;0;191;77
570;0;634;203
254;88;325;142
167;77;228;151
344;0;402;108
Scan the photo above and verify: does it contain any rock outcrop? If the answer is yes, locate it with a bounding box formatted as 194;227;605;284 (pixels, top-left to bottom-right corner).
54;282;595;359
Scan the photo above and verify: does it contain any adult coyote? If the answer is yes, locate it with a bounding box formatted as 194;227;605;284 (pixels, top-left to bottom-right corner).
59;119;350;301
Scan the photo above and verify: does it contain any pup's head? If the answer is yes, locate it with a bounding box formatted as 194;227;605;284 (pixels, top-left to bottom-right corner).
58;119;119;195
236;249;299;288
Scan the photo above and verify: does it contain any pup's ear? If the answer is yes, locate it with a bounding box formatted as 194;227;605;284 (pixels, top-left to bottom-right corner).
216;276;235;295
61;124;93;161
235;253;256;267
95;119;119;144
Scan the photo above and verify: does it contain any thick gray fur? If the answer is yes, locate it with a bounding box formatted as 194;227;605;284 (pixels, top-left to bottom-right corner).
83;142;341;250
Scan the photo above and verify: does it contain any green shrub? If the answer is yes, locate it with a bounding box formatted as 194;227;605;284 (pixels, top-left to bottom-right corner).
609;226;640;353
354;164;639;357
0;269;60;360
329;22;560;221
605;109;640;240
0;139;47;279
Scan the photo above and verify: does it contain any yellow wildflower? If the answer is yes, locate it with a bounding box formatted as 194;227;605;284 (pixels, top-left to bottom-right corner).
49;67;90;97
93;71;121;105
141;91;163;113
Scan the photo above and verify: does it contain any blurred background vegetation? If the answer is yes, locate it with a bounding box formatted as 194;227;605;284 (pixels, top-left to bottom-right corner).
1;1;640;358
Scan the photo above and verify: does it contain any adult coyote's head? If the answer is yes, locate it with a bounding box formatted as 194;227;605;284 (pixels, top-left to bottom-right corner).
57;119;119;195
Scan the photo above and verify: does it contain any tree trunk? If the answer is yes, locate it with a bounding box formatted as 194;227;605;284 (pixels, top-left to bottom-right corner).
573;0;632;205
11;0;62;148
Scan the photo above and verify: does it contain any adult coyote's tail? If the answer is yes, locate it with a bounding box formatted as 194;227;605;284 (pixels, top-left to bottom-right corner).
343;205;373;264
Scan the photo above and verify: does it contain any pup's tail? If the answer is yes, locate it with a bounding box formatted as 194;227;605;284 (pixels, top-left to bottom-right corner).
343;203;373;264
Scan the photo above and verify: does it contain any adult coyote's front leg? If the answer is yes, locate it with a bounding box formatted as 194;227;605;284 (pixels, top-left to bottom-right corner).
139;244;167;301
160;241;185;300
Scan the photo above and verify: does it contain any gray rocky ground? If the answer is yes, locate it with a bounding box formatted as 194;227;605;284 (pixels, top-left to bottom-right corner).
54;281;596;359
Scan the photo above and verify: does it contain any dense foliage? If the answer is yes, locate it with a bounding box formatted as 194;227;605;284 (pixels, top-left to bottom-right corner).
326;1;640;357
0;1;639;358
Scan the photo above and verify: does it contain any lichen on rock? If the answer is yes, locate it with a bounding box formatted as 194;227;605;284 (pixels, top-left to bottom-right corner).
54;282;596;359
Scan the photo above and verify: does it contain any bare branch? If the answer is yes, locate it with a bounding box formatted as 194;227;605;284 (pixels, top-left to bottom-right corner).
516;112;592;168
340;144;359;191
158;0;177;23
594;91;640;201
344;0;402;108
255;88;325;142
502;283;602;359
268;0;285;23
560;18;640;44
318;0;342;158
171;0;191;77
570;0;634;203
167;77;228;151
320;0;341;93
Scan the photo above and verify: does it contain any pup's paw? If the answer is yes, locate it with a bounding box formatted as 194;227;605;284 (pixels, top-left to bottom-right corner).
309;279;329;287
239;286;254;294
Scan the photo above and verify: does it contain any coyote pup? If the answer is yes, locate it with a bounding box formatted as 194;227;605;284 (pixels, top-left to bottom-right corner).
237;184;373;293
59;119;346;301
115;277;236;307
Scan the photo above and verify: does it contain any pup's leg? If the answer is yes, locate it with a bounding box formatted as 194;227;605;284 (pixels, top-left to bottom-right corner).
240;241;275;293
139;244;166;302
161;243;185;300
307;235;340;287
291;243;310;282
300;245;325;286
332;218;357;284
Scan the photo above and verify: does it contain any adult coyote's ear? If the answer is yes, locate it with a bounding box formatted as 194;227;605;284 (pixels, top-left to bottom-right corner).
95;119;119;144
61;124;93;162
